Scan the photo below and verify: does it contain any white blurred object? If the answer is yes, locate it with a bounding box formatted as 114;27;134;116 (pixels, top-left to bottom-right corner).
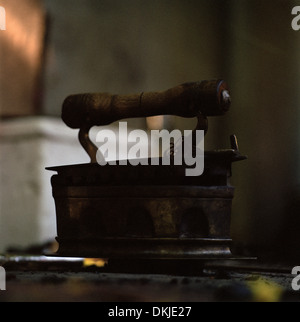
0;116;89;253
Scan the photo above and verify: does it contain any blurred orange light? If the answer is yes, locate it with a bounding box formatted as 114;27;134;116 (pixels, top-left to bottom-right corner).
83;258;108;268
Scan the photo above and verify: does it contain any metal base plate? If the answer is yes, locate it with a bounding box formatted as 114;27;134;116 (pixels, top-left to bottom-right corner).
55;237;233;260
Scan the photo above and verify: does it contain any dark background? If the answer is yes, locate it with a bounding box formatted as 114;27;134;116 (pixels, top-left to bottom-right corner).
1;0;300;262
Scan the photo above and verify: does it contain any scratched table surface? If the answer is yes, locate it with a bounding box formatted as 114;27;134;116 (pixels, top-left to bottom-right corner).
0;254;299;302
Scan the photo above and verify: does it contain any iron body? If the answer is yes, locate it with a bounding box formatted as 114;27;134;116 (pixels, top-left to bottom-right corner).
48;149;246;259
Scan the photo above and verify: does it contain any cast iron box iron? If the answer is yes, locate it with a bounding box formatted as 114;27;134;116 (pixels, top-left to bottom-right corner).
47;80;246;259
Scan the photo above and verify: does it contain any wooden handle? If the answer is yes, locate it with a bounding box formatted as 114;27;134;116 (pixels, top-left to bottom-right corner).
61;79;230;129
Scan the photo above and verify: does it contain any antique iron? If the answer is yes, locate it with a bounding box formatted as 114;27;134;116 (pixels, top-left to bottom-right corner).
47;79;246;259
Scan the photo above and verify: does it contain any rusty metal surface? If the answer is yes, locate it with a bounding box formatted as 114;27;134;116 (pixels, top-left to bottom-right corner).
48;150;245;259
